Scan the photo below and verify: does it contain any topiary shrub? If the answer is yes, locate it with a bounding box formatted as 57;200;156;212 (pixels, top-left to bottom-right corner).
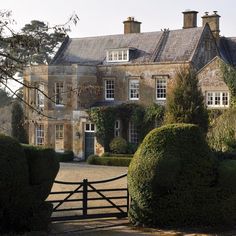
56;150;74;162
109;137;128;154
128;124;219;227
0;136;59;233
22;144;59;200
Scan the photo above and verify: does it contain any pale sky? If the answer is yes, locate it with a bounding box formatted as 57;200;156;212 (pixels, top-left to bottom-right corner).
1;0;236;38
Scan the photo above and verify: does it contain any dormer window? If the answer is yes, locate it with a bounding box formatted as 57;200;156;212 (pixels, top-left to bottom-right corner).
106;49;129;62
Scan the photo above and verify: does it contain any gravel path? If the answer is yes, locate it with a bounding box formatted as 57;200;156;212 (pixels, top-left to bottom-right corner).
55;162;128;182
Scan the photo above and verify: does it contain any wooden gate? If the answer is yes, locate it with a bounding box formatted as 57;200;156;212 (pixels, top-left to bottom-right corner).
47;173;129;221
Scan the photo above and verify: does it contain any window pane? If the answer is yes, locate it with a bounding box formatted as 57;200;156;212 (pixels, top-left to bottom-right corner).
36;124;44;145
105;80;114;100
222;92;228;106
129;80;139;100
156;78;167;100
55;82;64;105
207;92;213;105
129;122;138;144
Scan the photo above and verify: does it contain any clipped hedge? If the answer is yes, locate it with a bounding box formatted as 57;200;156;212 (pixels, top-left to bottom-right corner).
56;150;74;162
0;136;59;233
128;124;219;227
22;144;59;200
87;155;131;167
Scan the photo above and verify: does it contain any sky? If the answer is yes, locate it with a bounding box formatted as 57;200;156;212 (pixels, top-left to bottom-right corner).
1;0;236;38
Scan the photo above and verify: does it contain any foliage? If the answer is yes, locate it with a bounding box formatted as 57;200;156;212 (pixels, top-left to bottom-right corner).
207;108;236;152
11;101;28;143
56;150;74;162
128;124;219;227
0;88;13;107
87;155;132;167
164;67;208;132
109;137;128;154
0;135;59;233
0;10;79;102
89;103;164;152
89;106;116;150
20;20;66;65
221;62;236;107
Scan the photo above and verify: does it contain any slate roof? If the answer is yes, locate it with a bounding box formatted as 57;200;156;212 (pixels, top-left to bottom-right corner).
219;37;236;66
51;27;204;66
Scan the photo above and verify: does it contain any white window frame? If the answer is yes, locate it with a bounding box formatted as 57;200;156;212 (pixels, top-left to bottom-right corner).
36;84;44;108
156;77;167;101
55;82;64;106
129;79;139;100
104;79;115;100
114;120;121;137
35;124;44;146
55;124;64;140
206;91;229;108
129;121;138;145
106;49;129;62
85;123;95;132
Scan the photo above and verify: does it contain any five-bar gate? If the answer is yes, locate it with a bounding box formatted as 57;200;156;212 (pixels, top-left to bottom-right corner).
48;173;129;221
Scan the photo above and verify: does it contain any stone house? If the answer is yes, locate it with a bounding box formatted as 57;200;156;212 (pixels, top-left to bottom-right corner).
24;10;236;159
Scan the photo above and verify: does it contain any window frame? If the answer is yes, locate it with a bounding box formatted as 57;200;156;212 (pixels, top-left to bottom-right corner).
206;91;229;108
114;120;121;137
36;83;44;108
156;76;167;101
106;49;129;62
55;82;64;106
55;124;64;140
129;121;138;145
104;79;115;101
35;124;44;146
129;79;139;100
85;123;95;132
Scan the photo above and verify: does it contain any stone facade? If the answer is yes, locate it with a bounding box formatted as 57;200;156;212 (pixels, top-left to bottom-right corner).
23;10;236;159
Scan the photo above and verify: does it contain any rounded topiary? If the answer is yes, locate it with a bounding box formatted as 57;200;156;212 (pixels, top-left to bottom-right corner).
0;134;29;207
128;124;218;227
109;137;128;154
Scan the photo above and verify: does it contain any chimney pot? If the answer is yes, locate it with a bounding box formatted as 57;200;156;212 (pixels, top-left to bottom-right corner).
182;10;198;29
123;17;141;34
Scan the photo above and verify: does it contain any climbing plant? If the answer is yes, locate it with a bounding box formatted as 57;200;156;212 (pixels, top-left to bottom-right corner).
221;63;236;107
88;103;164;152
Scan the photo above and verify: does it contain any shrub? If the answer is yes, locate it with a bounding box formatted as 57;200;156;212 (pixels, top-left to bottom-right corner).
22;144;59;200
164;67;208;132
0;136;59;233
87;155;131;167
109;137;128;154
56;150;74;162
208;108;236;152
87;154;99;164
128;124;218;227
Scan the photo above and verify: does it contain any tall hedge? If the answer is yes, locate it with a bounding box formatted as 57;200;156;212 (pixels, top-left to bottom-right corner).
128;124;218;227
0;135;59;233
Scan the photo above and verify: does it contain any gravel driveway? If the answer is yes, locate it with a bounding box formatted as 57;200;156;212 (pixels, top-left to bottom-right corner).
54;162;128;182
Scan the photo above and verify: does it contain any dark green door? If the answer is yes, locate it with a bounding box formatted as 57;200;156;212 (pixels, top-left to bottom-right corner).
85;132;95;159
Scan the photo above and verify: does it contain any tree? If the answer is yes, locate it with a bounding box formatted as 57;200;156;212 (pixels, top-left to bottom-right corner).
11;101;28;143
20;20;67;65
0;10;79;116
164;67;208;132
0;88;13;107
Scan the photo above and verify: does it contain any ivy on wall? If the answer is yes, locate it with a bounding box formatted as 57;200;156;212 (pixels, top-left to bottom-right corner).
221;62;236;107
88;103;164;151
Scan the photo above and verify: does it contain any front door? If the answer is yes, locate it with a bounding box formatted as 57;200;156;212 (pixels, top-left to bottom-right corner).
84;123;95;159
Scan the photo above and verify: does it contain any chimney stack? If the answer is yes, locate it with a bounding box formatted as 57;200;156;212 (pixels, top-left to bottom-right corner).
123;17;141;34
202;11;220;40
182;10;198;29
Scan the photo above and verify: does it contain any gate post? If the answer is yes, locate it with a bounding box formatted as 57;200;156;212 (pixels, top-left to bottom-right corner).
83;179;88;216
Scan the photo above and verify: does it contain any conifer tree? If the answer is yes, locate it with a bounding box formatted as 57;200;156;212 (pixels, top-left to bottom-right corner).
164;67;208;132
11;101;28;143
